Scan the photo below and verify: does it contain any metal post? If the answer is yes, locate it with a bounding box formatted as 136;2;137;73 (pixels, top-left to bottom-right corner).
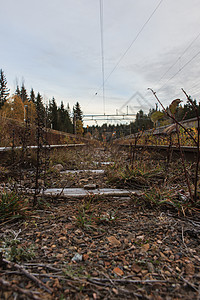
24;105;28;122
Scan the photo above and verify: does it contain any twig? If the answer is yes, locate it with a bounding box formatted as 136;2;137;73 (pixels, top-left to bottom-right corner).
117;287;147;299
148;88;197;146
3;271;65;279
0;278;41;300
3;258;53;294
88;277;168;284
87;279;111;287
23;262;61;272
166;265;199;292
182;88;200;202
180;275;199;292
114;245;135;255
181;226;188;251
100;271;116;287
176;123;193;201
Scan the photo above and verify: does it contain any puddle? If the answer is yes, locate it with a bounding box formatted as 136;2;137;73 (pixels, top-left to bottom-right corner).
41;188;135;198
61;170;105;174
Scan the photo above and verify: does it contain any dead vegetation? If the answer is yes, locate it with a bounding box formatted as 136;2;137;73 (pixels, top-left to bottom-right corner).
0;143;200;299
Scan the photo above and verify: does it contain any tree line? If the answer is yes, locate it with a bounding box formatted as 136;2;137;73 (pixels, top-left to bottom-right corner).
0;69;83;134
87;100;200;141
1;68;200;140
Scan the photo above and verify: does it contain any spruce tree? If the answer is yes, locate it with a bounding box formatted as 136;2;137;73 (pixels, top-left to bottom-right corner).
49;97;58;130
0;69;10;108
57;101;73;133
73;101;83;121
20;83;28;103
73;102;83;135
15;85;21;96
30;88;36;103
36;92;45;125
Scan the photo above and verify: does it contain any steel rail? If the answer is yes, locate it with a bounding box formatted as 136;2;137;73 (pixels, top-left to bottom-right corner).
0;144;86;153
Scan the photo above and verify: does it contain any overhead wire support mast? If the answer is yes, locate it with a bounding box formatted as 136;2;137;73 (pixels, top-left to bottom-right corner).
83;113;136;121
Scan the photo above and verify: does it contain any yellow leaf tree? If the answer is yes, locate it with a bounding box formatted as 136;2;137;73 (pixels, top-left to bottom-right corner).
0;95;24;121
0;95;36;124
76;119;84;135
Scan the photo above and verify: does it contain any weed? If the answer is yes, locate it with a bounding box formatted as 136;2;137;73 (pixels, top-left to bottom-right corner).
63;265;85;279
106;160;164;189
0;191;28;223
149;88;200;202
75;195;105;228
95;209;118;224
1;239;36;262
75;207;93;228
132;185;191;213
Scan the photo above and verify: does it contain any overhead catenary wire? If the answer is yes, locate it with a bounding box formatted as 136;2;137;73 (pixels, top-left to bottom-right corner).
145;32;200;106
99;0;105;114
139;30;200;107
157;31;200;83
101;0;164;87
158;49;200;94
84;0;164;110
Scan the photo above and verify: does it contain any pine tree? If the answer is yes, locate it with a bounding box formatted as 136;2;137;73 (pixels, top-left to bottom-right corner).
0;69;10;108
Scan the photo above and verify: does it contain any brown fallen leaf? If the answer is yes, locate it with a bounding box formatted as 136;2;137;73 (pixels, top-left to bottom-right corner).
83;254;89;261
113;267;124;276
141;243;150;252
185;263;195;275
107;236;121;247
58;236;67;241
132;264;141;273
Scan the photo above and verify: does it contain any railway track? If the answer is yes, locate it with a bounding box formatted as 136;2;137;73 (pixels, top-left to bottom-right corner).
0;143;86;153
119;144;198;161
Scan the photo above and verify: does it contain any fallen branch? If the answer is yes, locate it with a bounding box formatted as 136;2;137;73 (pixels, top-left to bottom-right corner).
3;258;53;294
0;278;41;300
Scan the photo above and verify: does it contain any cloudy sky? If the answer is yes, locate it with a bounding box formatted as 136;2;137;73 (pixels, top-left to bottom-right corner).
1;0;200;125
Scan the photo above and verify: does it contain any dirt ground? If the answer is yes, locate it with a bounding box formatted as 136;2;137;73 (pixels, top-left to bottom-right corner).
0;147;200;299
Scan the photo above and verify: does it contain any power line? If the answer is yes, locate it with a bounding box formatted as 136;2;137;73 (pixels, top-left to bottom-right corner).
99;0;105;114
158;49;200;93
157;31;200;83
85;0;164;110
101;0;164;87
128;19;200;108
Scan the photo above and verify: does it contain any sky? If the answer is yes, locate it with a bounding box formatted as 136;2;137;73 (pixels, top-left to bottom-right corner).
1;0;200;126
